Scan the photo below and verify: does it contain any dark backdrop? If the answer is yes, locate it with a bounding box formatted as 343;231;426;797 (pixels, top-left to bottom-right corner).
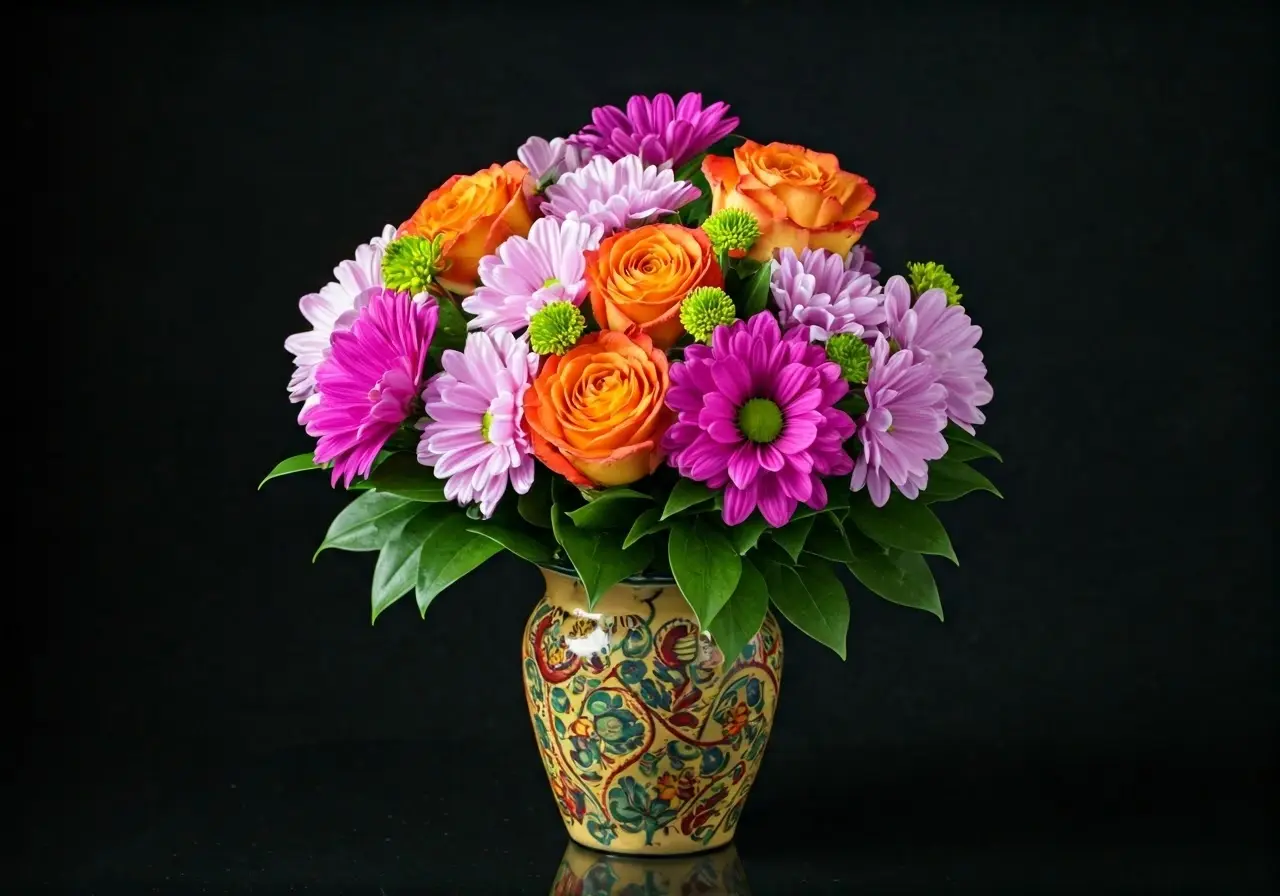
25;3;1275;892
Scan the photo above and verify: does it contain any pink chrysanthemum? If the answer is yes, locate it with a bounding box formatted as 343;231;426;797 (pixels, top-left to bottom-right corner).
285;225;396;410
851;336;948;507
302;289;439;487
882;275;993;434
417;329;538;518
570;92;739;169
461;217;603;333
770;247;887;342
540;154;701;235
663;312;855;528
517;135;593;185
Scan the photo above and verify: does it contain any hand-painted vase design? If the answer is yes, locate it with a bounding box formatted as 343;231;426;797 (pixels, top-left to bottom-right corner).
523;567;784;856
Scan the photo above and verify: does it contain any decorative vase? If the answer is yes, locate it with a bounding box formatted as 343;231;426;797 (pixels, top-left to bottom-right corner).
523;567;784;856
549;841;751;895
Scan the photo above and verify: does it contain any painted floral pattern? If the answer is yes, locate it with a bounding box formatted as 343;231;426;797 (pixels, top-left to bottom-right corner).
523;575;783;853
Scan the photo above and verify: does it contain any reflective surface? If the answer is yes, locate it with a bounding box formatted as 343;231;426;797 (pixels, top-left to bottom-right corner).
549;842;750;895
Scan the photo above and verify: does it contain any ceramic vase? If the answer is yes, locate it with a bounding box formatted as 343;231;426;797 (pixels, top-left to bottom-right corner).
522;567;783;856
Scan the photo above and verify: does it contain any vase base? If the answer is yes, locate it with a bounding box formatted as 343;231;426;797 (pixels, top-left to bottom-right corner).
566;826;735;857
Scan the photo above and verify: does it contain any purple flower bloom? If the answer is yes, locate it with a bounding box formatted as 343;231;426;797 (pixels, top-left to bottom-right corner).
847;244;880;279
882;275;993;434
770;247;886;342
540;155;701;235
851;336;948;507
302;289;438;487
462;217;602;333
570;93;739;169
417;329;538;518
285;225;396;410
663;312;855;528
517;135;593;185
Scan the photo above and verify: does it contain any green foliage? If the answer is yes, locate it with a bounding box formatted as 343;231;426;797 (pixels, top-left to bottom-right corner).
371;509;436;621
741;261;773;317
314;492;424;558
667;520;742;629
467;522;557;565
552;504;653;607
258;453;320;488
770;515;815;562
728;513;769;554
518;475;554;528
344;454;447;502
623;507;670;549
759;558;850;659
412;506;505;617
432;295;469;352
661;479;716;519
944;424;1002;462
567;488;652;530
922;458;1003;503
707;558;769;671
804;512;943;620
847;494;957;564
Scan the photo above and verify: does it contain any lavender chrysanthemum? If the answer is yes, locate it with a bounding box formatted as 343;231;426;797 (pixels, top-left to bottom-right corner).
417;329;538;518
285;225;396;410
301;289;439;487
663;312;855;528
570;92;739;169
517;135;593;186
462;217;603;333
540;155;701;235
851;336;948;507
882;275;993;434
770;247;887;342
846;244;880;279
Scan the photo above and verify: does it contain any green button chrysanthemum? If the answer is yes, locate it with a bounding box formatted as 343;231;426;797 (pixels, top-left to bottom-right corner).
382;234;446;296
824;333;872;384
907;261;963;306
679;286;736;343
701;208;761;257
528;301;586;355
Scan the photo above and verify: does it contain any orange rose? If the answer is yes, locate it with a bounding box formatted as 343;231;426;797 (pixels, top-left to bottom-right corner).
523;328;672;488
398;161;533;295
702;140;878;262
585;223;722;349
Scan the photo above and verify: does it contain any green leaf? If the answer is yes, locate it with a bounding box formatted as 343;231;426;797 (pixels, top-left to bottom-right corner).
844;535;943;621
344;454;447;502
923;458;1003;503
567;488;652;529
707;558;769;670
314;492;423;559
414;507;504;616
760;559;850;660
728;513;769;554
259;453;319;488
742;261;773;316
939;442;987;462
624;507;670;549
847;495;958;564
661;480;716;519
517;475;553;529
371;508;436;622
789;489;850;521
804;512;856;564
467;522;556;564
750;538;797;568
433;295;469;351
944;424;1003;462
551;505;653;607
673;152;707;184
771;516;815;563
667;520;742;629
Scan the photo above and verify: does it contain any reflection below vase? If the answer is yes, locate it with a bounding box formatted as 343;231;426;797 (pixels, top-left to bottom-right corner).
550;841;750;895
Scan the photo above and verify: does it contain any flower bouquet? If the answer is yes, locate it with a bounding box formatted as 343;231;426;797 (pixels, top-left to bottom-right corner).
264;92;999;854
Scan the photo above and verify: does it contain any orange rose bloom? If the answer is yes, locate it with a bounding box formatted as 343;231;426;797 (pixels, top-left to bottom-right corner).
523;328;672;488
398;161;533;295
702;140;878;262
585;223;722;349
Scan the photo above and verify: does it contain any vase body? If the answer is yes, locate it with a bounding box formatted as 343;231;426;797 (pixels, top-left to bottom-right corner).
523;568;784;856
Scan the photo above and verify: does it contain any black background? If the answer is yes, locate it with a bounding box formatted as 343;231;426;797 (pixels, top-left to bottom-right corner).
24;3;1275;893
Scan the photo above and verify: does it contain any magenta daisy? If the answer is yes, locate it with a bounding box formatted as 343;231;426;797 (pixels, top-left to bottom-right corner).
663;312;855;528
285;225;397;409
882;275;993;434
770;247;887;342
540;154;701;235
301;289;439;487
851;335;948;507
517;135;593;185
570;92;739;169
462;217;603;333
417;329;538;518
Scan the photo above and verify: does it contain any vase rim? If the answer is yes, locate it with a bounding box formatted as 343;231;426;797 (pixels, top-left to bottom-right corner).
537;561;677;587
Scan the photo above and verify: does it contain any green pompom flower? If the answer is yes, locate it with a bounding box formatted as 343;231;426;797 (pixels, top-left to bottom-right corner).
825;333;872;384
528;301;586;355
907;261;963;306
382;234;446;296
701;208;761;257
679;286;737;343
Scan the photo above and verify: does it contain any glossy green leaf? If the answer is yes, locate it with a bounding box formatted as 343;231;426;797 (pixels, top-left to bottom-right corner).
742;262;773;316
661;480;717;519
552;505;653;608
804;512;855;564
750;538;797;568
467;522;556;564
667;520;742;629
847;495;957;564
789;489;850;521
728;513;769;555
371;509;437;622
944;424;1003;462
771;516;815;563
433;295;469;351
760;559;850;659
844;535;943;620
923;458;1003;503
344;454;447;502
707;558;769;671
939;442;986;463
314;492;423;559
518;476;554;529
623;507;670;549
414;508;504;616
567;488;652;529
259;453;320;488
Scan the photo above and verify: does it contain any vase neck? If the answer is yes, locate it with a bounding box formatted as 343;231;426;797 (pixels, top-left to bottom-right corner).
540;567;685;617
